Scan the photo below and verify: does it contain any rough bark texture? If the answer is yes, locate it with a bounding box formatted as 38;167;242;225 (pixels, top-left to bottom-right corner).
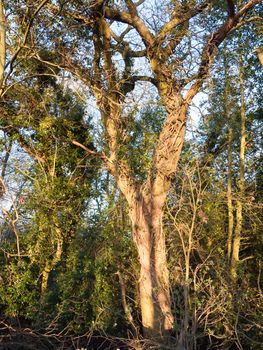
111;164;175;337
129;189;174;337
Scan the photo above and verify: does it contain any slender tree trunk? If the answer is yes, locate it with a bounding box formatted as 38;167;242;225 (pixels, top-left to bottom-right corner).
116;270;138;335
41;236;63;293
227;128;234;261
230;33;246;280
0;0;5;88
223;44;234;262
41;226;63;293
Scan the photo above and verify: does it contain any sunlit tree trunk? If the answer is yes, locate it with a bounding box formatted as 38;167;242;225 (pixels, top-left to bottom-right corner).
130;201;173;337
223;44;234;262
41;235;63;293
132;94;186;337
114;92;186;337
230;33;246;280
0;0;5;88
227;129;234;261
130;193;174;337
114;169;175;338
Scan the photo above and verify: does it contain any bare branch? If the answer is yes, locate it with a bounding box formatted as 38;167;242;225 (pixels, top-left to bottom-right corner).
47;3;94;26
124;0;154;47
71;140;109;163
5;0;50;80
157;1;209;44
226;14;262;34
104;7;133;25
0;122;47;164
185;0;260;103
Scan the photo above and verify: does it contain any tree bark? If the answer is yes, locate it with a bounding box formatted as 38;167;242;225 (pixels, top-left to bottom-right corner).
227;128;234;261
129;192;174;338
223;44;234;262
115;93;186;338
0;0;5;88
41;235;63;293
230;31;246;280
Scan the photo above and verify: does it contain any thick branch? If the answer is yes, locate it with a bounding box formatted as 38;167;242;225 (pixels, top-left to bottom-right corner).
131;75;156;85
226;0;236;18
110;28;146;58
124;0;154;47
113;45;146;58
152;2;209;61
72;140;108;162
104;7;133;25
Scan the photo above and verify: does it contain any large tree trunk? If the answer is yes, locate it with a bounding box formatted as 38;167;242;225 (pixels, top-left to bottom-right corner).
128;96;185;338
129;193;174;338
118;96;187;338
